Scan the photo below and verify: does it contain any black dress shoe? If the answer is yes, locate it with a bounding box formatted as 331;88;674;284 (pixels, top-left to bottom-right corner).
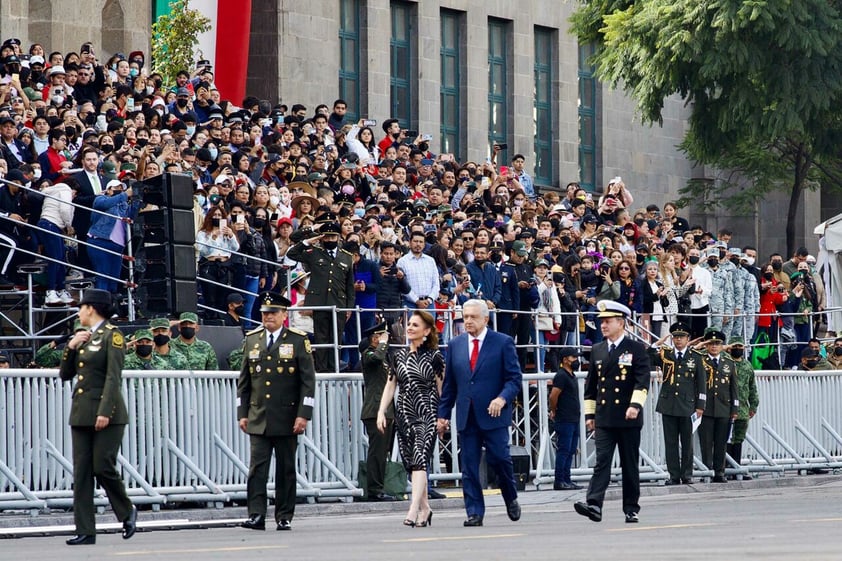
625;512;639;523
66;535;96;545
372;492;398;502
241;514;266;530
122;505;138;540
712;475;728;483
463;515;484;527
555;482;582;490
664;479;680;486
428;488;447;500
574;501;602;522
742;474;753;481
681;478;693;484
276;519;292;531
506;500;521;522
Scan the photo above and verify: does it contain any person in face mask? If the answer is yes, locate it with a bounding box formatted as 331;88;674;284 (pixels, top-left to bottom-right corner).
548;347;583;490
170;312;219;370
680;248;713;339
799;348;832;371
725;336;759;480
704;248;735;340
769;253;790;290
224;292;248;333
148;318;189;370
826;337;842;369
123;330;168;370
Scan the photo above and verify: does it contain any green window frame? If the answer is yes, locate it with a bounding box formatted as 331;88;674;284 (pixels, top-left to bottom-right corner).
488;18;510;162
440;10;463;158
534;27;555;186
390;1;414;128
338;0;361;122
578;43;598;191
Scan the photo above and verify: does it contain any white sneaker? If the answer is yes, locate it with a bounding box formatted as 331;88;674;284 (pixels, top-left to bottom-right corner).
45;290;62;306
58;290;76;305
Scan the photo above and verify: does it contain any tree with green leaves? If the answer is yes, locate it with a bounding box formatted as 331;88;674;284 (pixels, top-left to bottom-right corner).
570;0;842;255
151;0;211;88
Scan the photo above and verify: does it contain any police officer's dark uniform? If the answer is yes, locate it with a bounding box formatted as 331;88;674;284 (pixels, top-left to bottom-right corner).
697;329;739;482
58;289;137;545
359;321;396;501
649;322;707;484
286;220;355;372
238;292;316;531
575;301;650;524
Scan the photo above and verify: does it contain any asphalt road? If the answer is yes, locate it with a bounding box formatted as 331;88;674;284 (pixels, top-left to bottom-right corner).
3;480;841;561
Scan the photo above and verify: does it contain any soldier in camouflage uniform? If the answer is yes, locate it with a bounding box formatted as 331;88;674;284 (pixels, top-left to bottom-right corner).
725;336;759;479
124;329;169;370
34;320;87;368
734;250;760;343
171;312;219;370
704;248;734;337
228;347;244;370
720;246;743;340
149;317;189;370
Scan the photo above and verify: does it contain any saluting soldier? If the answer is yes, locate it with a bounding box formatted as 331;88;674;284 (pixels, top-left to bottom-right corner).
696;329;739;483
649;322;706;485
124;329;168;370
59;289;137;545
171;312;219;370
725;336;759;479
574;301;651;524
34;320;87;368
239;292;316;532
149;317;189;370
359;321;397;501
286;219;355;372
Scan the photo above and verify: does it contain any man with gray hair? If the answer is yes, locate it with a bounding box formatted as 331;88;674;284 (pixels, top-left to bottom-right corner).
437;299;522;527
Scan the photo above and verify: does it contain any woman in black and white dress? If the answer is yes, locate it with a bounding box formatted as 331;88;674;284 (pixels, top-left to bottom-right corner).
377;310;444;527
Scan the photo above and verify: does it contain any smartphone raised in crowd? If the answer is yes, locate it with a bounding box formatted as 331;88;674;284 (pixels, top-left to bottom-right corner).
363;119;376;127
219;219;227;231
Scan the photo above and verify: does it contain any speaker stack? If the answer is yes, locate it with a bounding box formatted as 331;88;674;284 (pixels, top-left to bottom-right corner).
138;173;197;314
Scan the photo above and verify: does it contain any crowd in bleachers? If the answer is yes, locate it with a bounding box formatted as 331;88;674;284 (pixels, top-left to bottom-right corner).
0;36;835;372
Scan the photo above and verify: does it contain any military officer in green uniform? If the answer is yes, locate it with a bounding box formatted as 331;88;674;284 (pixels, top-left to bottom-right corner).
238;292;316;532
171;312;219;370
650;322;706;485
59;289;137;545
725;336;759;480
286;220;355;372
34;320;87;368
696;329;739;483
124;329;169;370
359;321;397;501
149;317;189;370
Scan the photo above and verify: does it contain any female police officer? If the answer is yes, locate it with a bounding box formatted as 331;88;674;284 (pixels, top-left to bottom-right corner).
59;289;137;545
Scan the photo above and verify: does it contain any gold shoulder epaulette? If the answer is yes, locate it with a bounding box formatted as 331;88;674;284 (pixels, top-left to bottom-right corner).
339;248;353;255
287;327;307;337
246;326;265;336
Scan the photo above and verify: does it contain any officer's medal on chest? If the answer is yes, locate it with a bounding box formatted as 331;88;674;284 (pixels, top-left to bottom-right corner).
249;342;261;361
686;356;696;370
279;344;294;360
618;352;632;366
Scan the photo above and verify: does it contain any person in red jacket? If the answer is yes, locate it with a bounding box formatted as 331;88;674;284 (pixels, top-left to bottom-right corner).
757;261;788;343
377;118;403;159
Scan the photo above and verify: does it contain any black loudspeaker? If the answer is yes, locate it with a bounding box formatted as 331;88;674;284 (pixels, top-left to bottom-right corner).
479;445;530;491
144;279;198;314
142;208;195;245
145;244;196;280
141;173;194;210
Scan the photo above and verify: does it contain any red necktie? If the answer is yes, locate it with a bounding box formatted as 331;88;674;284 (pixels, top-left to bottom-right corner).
470;338;479;371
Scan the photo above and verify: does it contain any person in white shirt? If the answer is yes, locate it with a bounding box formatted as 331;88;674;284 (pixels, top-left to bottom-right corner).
681;247;712;338
37;180;77;305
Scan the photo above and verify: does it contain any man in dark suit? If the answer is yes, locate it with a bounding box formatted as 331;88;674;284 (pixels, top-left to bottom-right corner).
68;146;104;273
0;116;33;169
286;221;355;372
437;298;523;527
575;300;651;524
649;322;706;485
359;321;396;501
697;328;739;483
238;292;316;531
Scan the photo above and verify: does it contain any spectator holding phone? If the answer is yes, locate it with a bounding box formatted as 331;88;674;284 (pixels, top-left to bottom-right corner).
756;261;789;352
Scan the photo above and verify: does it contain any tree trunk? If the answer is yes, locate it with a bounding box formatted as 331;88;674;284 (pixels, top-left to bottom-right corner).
785;145;812;257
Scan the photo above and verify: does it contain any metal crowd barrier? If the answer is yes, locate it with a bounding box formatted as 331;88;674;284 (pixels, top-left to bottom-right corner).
1;368;840;515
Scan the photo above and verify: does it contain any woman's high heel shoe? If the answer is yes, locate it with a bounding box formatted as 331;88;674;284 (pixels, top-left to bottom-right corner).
416;511;433;528
403;518;416;527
